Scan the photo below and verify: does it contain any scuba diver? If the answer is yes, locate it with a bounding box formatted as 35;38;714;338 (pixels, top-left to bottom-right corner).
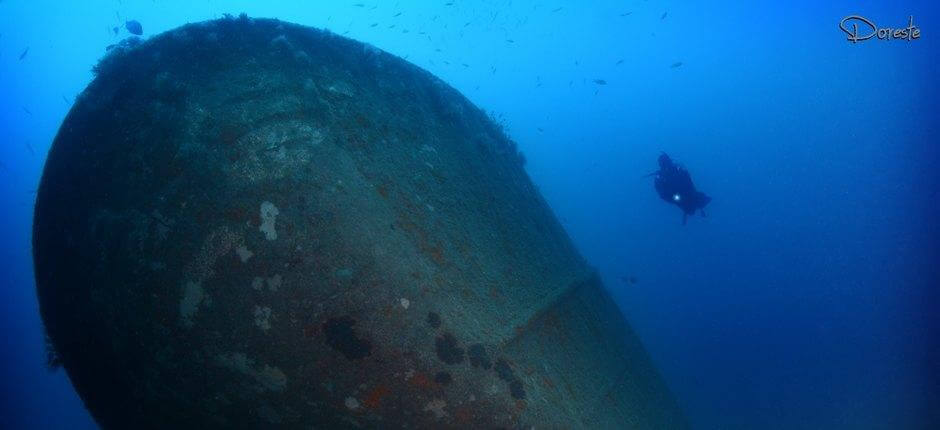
647;152;711;224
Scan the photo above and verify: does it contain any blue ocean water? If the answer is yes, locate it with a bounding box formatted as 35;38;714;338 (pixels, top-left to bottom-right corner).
1;0;937;428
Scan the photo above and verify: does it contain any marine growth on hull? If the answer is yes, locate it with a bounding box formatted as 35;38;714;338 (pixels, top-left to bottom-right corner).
32;15;687;429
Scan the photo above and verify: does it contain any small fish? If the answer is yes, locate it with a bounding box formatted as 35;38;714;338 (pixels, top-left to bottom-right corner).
592;79;607;85
125;20;143;35
19;47;29;60
505;39;514;43
62;95;71;105
393;12;401;17
464;22;470;27
551;7;562;13
670;61;683;68
388;24;396;29
370;22;378;27
537;127;544;132
619;276;638;285
112;26;119;35
461;63;469;67
619;12;632;17
445;2;453;5
22;106;32;115
661;12;668;20
615;59;624;65
25;142;35;156
353;3;365;7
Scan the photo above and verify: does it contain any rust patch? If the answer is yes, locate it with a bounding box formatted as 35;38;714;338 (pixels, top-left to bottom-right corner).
354;112;370;128
542;376;555;390
432;273;445;288
222;206;248;223
456;240;470;257
411;372;432;390
302;324;319;338
454;406;472;424
426;244;445;265
362;384;390;409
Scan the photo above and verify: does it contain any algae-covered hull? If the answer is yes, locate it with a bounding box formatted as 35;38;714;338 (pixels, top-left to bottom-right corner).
33;16;687;429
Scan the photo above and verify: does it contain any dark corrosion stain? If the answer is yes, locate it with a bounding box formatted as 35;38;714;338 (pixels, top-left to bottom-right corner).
426;311;441;329
435;333;464;364
467;343;492;369
509;380;526;400
323;316;372;360
494;358;515;382
434;371;452;385
494;357;526;399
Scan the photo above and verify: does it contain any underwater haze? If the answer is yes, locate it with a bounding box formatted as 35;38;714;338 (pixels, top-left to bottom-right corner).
1;0;938;429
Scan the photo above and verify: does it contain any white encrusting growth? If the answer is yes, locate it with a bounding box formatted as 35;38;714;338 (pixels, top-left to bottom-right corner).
267;274;282;292
259;201;279;240
254;305;273;331
214;352;287;392
179;281;204;327
236;245;254;262
424;399;447;419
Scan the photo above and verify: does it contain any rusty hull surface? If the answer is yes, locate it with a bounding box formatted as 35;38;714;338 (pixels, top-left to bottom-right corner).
32;16;687;429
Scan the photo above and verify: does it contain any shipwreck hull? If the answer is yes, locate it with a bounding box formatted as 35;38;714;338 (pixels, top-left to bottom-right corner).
33;16;686;429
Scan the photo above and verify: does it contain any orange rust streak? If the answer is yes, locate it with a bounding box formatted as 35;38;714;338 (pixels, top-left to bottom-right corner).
410;372;432;390
362;384;390;409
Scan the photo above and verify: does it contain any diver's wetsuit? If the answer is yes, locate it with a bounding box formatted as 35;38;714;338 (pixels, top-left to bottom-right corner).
651;153;711;224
